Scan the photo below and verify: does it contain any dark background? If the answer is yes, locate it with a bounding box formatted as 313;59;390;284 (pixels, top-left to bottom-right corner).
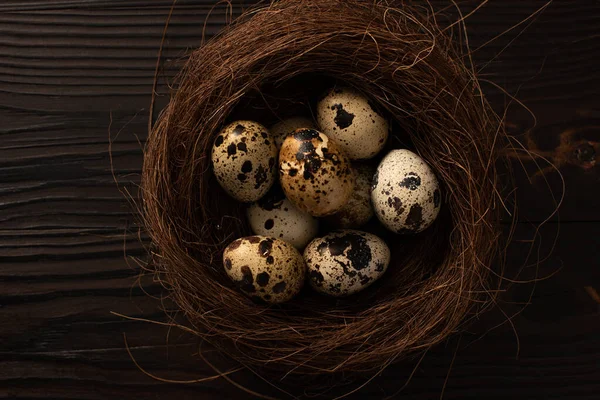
1;1;599;399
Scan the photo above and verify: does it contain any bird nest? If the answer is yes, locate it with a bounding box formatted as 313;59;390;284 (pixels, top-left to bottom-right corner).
141;0;505;376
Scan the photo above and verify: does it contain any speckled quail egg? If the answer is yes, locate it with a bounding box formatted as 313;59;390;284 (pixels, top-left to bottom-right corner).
211;120;278;202
304;230;390;297
270;117;316;149
279;128;355;217
326;164;375;229
317;87;388;160
223;235;306;303
371;149;441;233
247;186;319;249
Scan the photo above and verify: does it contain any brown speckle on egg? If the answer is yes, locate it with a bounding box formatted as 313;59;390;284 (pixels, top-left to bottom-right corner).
330;103;355;129
256;272;270;287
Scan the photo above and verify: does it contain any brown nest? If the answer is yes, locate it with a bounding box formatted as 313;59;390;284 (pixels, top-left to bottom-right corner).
141;0;506;376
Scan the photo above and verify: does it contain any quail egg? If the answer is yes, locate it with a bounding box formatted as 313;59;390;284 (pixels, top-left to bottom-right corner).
223;236;306;303
270;117;316;149
304;230;390;297
317;87;388;160
247;186;319;249
371;149;441;233
326;164;375;228
279;128;354;217
211;120;278;202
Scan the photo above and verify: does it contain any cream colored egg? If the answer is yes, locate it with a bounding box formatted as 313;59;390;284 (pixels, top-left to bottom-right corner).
211;120;278;202
371;149;441;233
317;87;388;160
326;164;375;228
247;187;319;249
270;117;316;149
279;128;354;217
223;236;306;303
304;230;390;297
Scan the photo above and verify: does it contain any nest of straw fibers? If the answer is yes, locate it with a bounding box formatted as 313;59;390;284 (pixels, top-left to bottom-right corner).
141;0;505;376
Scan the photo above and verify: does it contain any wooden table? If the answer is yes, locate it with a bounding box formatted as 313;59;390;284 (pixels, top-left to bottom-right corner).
1;1;599;398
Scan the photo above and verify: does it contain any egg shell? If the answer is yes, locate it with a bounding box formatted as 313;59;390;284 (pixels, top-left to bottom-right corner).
326;164;375;229
247;186;319;249
211;120;278;202
317;87;388;160
304;230;390;297
279;128;355;217
371;149;441;233
223;236;306;303
270;117;316;150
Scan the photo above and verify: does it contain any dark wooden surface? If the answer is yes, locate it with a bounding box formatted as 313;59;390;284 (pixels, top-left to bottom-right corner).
1;1;599;399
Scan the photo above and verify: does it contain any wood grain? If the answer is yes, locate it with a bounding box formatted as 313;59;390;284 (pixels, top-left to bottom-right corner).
1;1;599;399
